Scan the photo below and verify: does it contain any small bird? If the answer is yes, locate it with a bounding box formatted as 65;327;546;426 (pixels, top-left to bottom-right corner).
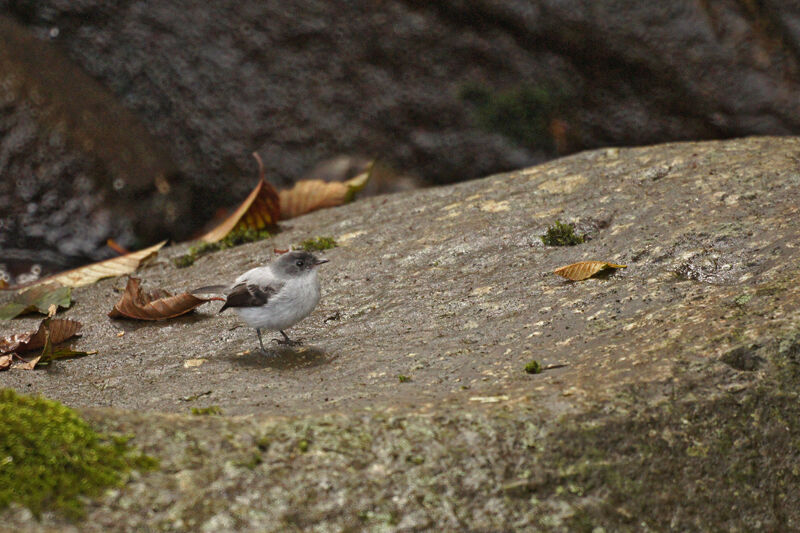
199;250;328;352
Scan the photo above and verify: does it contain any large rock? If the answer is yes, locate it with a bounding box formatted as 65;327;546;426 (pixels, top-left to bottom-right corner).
2;137;799;530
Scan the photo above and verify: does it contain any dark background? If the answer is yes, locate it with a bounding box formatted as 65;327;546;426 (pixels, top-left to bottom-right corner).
2;1;800;282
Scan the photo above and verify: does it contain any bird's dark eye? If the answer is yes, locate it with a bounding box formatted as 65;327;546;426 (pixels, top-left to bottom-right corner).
295;260;304;267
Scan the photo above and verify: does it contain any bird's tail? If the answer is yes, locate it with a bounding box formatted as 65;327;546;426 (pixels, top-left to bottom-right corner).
191;285;228;295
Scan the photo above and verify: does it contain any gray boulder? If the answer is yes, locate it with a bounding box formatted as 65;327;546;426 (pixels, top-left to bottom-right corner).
2;137;799;530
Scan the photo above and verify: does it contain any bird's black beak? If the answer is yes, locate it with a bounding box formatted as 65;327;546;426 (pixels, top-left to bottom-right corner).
314;258;329;266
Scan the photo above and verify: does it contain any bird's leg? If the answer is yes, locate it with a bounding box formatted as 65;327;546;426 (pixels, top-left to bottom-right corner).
273;329;302;346
256;328;266;352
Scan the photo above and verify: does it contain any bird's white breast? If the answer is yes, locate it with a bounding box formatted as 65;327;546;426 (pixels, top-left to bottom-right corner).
234;271;321;331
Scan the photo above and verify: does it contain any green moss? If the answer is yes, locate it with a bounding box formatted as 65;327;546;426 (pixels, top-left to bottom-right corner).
234;453;264;469
173;228;272;268
296;236;337;252
219;228;272;248
190;406;223;416
460;83;570;151
541;220;585;246
172;254;197;268
398;375;411;383
256;436;271;451
358;509;399;525
524;360;543;374
0;389;156;520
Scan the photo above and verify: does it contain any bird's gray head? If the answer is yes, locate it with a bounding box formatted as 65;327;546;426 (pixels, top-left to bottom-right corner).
272;250;328;277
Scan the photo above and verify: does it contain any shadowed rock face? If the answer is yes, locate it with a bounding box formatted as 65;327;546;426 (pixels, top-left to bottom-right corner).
5;1;800;274
0;15;193;277
2;137;800;530
7;0;800;187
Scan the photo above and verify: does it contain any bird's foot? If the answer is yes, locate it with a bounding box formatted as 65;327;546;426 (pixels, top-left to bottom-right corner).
273;330;302;346
272;337;303;347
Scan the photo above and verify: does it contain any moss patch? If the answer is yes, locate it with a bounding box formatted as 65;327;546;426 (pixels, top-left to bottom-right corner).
541;220;585;246
296;236;337;252
173;228;272;268
191;405;223;416
0;389;156;520
524;360;543;374
460;83;570;151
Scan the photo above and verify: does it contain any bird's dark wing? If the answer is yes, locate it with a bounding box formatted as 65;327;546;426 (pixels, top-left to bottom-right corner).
218;282;281;313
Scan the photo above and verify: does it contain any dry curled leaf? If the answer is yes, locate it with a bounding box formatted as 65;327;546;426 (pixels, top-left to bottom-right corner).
29;241;166;289
279;165;372;220
201;152;280;243
554;261;627;281
11;339;91;371
0;317;85;370
0;283;72;320
30;329;93;368
14;353;41;370
0;318;82;355
109;277;219;320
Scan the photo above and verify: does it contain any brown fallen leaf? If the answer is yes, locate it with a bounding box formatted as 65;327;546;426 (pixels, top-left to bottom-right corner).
279;165;372;220
0;317;85;370
14;353;40;370
27;241;166;289
11;338;91;371
0;318;83;355
554;261;627;281
108;277;220;320
24;329;92;369
200;152;281;243
0;352;34;370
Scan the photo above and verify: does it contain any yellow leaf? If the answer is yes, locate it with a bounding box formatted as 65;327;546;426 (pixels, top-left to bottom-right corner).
32;242;166;288
200;153;280;243
279;163;373;219
554;261;627;281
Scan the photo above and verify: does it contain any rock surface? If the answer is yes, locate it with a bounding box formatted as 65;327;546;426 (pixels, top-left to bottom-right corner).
2;137;800;530
5;1;800;271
